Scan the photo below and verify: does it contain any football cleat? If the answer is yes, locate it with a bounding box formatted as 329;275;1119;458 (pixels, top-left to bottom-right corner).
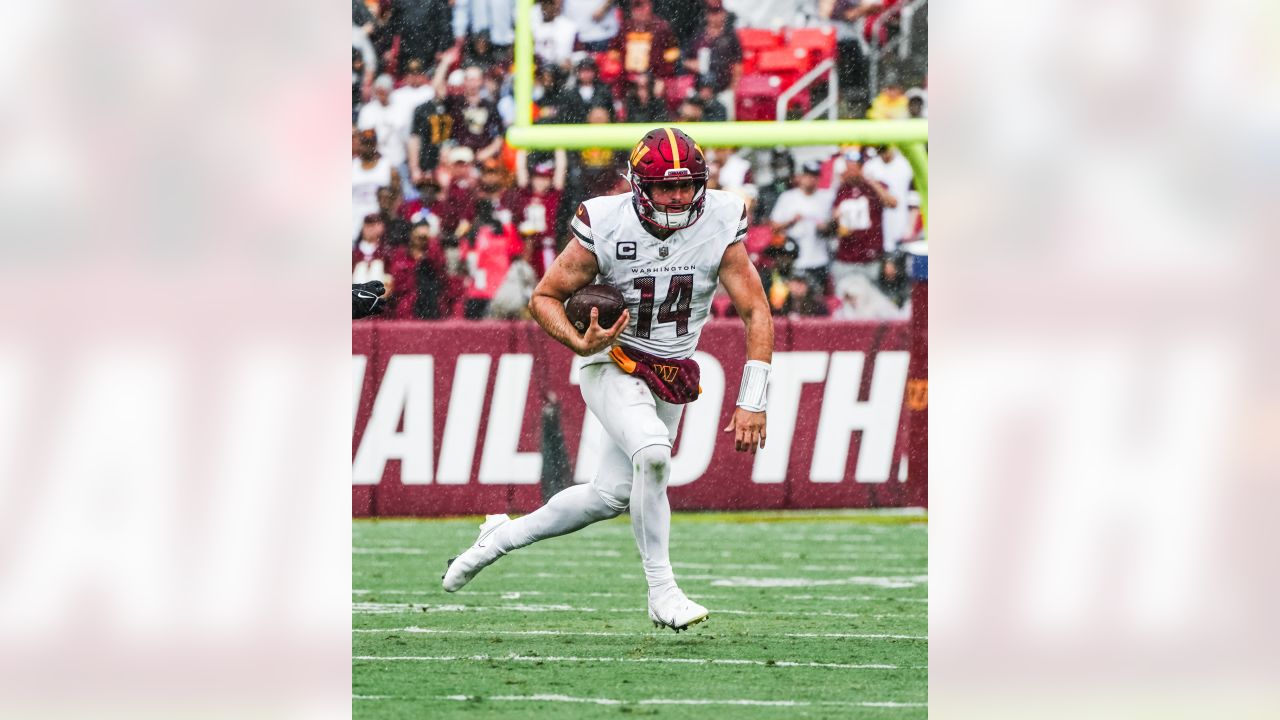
442;514;510;592
647;586;709;632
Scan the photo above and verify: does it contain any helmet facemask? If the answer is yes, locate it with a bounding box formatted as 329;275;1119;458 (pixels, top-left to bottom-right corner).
630;174;708;231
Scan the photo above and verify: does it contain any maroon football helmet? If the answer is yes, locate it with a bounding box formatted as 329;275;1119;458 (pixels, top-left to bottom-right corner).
627;127;709;231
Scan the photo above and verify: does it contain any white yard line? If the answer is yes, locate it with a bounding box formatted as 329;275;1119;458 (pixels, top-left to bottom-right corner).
436;693;925;708
352;602;925;619
352;653;904;670
351;626;927;641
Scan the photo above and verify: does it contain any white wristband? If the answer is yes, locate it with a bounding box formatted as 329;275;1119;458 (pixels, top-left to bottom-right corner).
736;360;771;412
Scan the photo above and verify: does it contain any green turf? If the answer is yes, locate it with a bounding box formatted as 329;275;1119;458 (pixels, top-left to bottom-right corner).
353;510;927;719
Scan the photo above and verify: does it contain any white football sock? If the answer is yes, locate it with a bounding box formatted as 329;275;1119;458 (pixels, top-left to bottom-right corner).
630;443;677;593
491;483;620;554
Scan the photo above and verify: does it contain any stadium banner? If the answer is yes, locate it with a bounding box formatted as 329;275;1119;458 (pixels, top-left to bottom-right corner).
353;319;918;517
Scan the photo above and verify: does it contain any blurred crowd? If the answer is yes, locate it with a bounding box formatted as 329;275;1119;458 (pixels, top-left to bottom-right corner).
353;0;926;321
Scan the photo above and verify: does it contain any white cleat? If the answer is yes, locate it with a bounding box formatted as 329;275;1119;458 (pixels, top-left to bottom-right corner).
647;586;709;632
442;514;510;592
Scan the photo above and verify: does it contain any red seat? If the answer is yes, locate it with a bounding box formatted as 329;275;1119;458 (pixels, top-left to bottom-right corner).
756;47;809;76
737;28;782;53
788;27;837;63
734;73;783;121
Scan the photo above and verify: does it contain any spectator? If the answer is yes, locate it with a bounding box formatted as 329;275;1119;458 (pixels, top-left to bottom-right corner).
758;237;826;317
826;0;877;110
352;129;400;242
401;177;446;234
575;105;625;197
461;30;501;76
353;0;376;34
512;160;564;276
827;149;897;286
563;0;621;53
609;0;680;94
653;0;710;50
532;63;582;123
352;46;372;120
489;238;539;319
352;214;393;292
440;64;505;163
461;199;522;319
831;273;902;320
694;79;728;122
386;0;454;75
452;0;516;66
682;2;742;98
407;91;453;186
906;87;927;118
388;221;449;319
515;146;568;191
622;73;668;123
866;75;909;120
437;146;480;241
357;75;412;195
876;250;912;310
861;145;914;250
532;0;580;70
769;160;835;291
376;187;414;247
676;97;704;122
474;160;520;226
391;58;435;118
571;56;612;113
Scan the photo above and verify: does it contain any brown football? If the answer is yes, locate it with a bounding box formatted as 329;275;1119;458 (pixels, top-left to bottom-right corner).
565;284;626;334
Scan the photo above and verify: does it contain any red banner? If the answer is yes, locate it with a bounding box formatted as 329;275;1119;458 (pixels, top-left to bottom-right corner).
353;319;922;516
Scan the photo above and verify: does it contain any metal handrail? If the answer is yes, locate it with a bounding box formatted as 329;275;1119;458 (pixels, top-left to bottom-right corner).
775;58;838;122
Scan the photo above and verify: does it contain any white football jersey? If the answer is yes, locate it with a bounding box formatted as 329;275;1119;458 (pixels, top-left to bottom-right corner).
572;189;748;362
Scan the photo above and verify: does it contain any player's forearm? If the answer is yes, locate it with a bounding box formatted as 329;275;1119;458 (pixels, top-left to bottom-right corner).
530;294;585;354
741;302;774;364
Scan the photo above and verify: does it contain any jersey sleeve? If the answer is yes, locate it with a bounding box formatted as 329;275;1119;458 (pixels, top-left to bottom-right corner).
570;202;596;255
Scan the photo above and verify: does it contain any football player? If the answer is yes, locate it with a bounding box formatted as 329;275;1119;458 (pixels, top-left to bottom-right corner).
443;128;773;632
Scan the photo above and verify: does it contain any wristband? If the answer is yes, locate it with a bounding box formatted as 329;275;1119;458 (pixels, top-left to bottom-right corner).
736;360;770;412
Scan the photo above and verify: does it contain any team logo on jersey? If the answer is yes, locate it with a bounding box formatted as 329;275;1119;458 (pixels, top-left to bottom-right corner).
617;240;636;260
653;364;679;382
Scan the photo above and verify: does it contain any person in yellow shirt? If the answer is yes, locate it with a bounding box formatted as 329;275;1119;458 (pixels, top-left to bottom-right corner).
867;76;909;120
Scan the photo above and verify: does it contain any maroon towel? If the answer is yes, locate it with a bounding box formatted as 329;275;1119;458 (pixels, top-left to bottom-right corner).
609;345;702;404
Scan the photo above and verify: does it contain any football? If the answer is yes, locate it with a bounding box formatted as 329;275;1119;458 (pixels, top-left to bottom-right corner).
565;284;626;333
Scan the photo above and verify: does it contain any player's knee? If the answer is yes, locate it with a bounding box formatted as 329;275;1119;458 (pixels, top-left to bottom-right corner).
591;484;629;515
632;444;672;485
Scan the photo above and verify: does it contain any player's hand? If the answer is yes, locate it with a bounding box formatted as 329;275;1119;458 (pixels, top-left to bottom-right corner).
724;407;767;454
575;306;630;356
353;281;387;319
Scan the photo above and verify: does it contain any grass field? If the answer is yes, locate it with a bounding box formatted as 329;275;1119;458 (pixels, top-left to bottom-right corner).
353;510;927;719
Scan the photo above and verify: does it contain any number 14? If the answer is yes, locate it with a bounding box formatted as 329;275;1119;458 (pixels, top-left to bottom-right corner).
633;274;694;338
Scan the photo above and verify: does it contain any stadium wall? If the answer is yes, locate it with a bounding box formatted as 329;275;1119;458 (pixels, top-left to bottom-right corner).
353;320;922;517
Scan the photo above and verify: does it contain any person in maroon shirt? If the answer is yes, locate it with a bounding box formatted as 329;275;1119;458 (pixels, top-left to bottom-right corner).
681;1;742;94
352;214;395;293
825;150;899;287
387;221;450;319
442;64;504;162
608;0;680;95
511;160;563;278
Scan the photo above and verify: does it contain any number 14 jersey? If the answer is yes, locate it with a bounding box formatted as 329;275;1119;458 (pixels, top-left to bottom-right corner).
572;189;748;363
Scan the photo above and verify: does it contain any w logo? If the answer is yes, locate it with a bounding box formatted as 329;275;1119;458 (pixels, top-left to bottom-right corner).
654;364;679;382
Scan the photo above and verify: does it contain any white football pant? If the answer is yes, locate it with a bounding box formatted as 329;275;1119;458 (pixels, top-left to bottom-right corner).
492;361;683;593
